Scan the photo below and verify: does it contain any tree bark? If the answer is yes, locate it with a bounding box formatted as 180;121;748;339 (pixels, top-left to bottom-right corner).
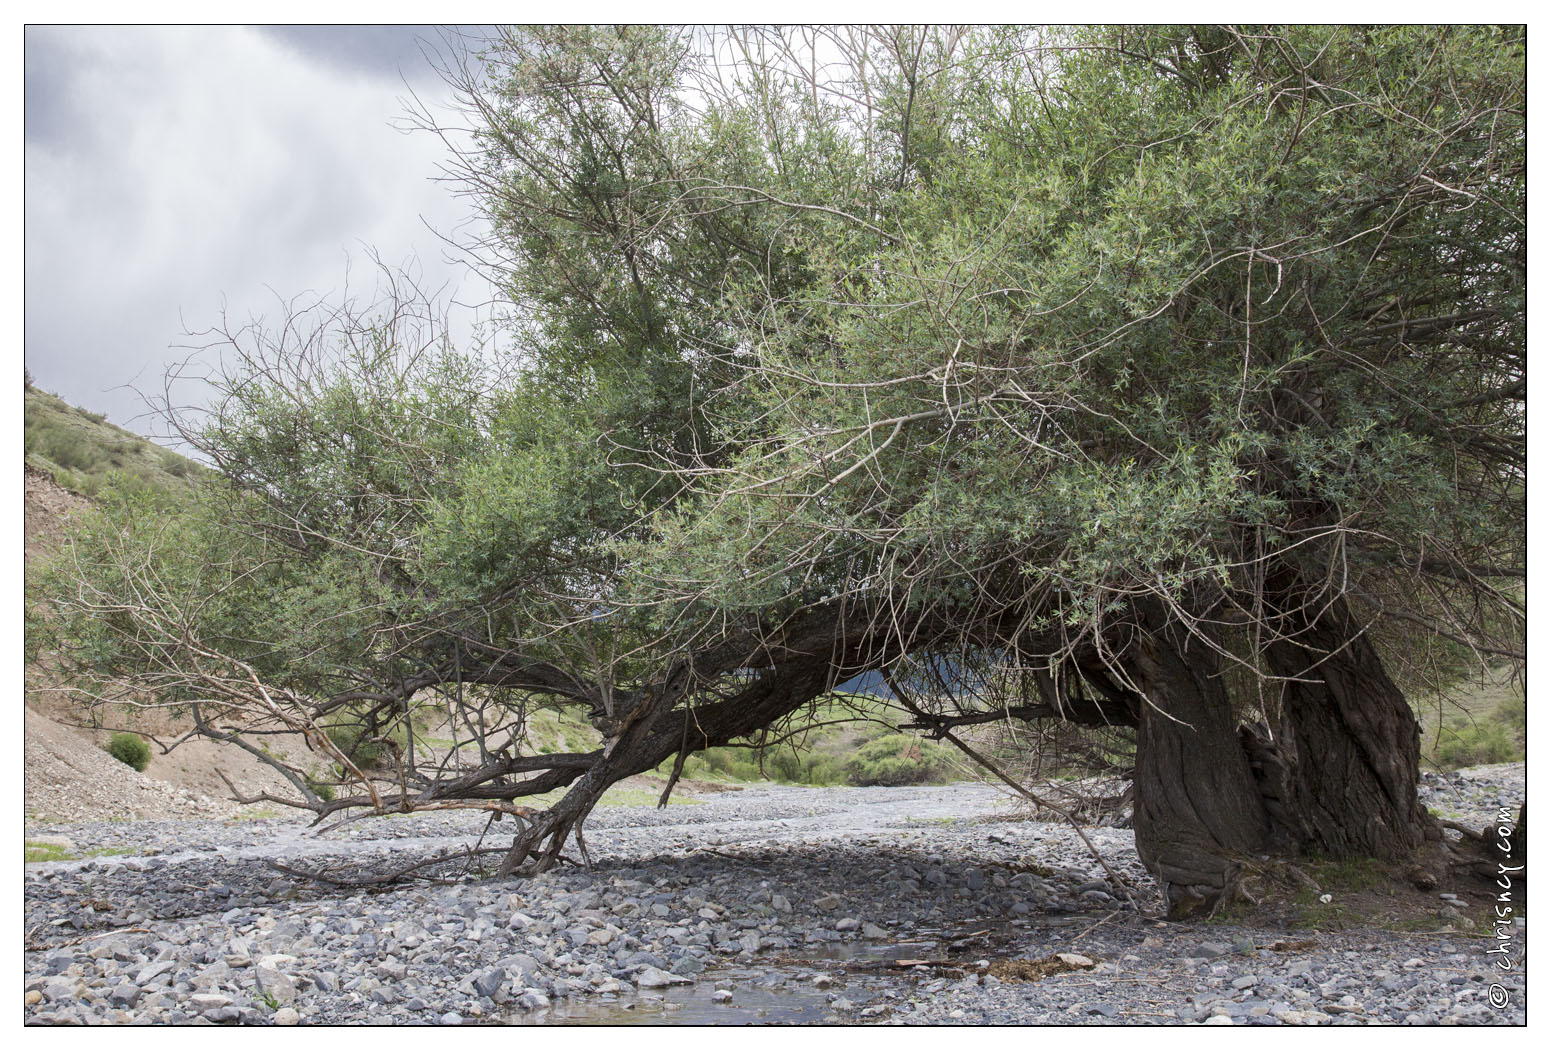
1259;593;1436;860
1126;629;1271;917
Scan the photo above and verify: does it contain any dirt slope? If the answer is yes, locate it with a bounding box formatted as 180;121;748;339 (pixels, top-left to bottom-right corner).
24;467;325;824
24;465;90;563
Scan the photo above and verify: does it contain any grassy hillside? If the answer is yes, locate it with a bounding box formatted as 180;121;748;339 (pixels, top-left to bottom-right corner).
1415;664;1525;771
23;382;204;497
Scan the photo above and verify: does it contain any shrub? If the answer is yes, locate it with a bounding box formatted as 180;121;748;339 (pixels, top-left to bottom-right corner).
1432;698;1526;770
843;733;956;786
105;732;151;772
40;430;103;473
161;452;193;478
324;717;408;770
701;746;762;781
766;749;802;782
800;754;846;786
306;777;336;802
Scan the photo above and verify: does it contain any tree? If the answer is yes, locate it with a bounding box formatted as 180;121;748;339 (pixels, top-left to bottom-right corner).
33;26;1523;910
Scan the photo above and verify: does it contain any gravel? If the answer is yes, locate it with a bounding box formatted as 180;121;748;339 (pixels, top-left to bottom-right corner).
24;774;1526;1026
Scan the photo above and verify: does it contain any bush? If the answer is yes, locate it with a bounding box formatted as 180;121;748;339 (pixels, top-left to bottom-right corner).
105;732;151;772
701;746;762;781
160;451;193;478
766;749;802;782
324;717;408;770
37;429;103;473
843;733;956;786
306;777;336;802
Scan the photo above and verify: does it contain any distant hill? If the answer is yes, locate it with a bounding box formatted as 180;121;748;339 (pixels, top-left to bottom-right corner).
23;382;205;497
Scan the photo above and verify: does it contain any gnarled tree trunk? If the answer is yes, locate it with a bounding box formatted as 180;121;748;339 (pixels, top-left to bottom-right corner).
1125;628;1272;917
1257;592;1437;860
1113;587;1438;916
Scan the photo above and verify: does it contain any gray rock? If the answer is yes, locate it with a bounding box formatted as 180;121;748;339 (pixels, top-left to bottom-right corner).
108;983;142;1007
135;961;177;985
670;955;706;977
472;968;505;999
256;965;298;1006
638;966;693;988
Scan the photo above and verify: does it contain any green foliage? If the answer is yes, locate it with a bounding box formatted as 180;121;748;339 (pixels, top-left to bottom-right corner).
1429;698;1525;771
1414;661;1526;771
522;707;601;755
105;732;151;772
843;733;957;787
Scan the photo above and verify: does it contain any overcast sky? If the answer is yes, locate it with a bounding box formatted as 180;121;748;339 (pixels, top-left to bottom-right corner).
24;25;494;440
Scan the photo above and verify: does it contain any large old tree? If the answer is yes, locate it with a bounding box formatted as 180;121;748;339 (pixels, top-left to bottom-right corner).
34;26;1524;913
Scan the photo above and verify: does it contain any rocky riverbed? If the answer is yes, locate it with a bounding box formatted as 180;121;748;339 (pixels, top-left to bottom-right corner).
24;770;1527;1026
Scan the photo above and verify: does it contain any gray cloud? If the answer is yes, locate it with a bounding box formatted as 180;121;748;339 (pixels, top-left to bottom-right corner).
256;25;455;81
24;25;491;437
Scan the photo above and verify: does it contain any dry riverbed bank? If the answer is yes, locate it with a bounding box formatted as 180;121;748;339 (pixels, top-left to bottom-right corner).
24;772;1526;1026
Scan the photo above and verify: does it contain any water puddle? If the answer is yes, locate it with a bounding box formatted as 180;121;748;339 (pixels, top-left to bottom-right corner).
510;966;847;1025
504;920;1035;1025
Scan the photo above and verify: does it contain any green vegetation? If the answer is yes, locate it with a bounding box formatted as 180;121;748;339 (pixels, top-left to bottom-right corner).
1429;697;1525;770
843;734;957;786
23;841;75;863
105;732;151;772
1416;668;1526;771
523;707;600;755
597;786;702;807
24;841;151;862
24;384;203;497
